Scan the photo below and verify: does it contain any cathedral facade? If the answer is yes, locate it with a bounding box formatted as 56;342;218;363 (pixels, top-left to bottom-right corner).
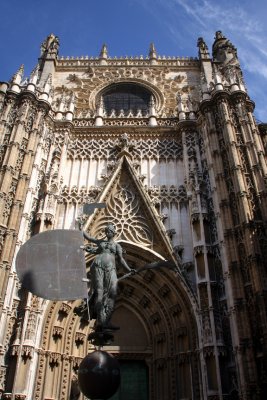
0;31;267;399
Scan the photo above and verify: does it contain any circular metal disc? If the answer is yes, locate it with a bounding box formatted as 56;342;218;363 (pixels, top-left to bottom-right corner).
15;229;88;300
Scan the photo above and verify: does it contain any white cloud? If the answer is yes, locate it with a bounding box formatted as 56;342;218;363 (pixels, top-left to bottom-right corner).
238;47;267;79
134;0;267;120
138;0;267;65
174;0;263;35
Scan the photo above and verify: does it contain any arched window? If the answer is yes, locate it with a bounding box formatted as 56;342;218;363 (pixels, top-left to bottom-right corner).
102;83;152;116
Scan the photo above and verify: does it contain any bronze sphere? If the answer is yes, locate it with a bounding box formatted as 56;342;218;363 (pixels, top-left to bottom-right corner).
78;350;120;399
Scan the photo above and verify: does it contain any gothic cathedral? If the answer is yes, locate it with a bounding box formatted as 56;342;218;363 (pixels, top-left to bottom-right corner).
0;31;267;400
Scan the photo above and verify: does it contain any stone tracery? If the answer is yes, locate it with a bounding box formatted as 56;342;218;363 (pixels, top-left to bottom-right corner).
92;184;153;246
67;137;183;160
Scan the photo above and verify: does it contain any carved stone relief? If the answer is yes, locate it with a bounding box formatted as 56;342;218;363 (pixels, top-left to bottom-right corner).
53;63;201;118
146;184;187;206
67;137;182;160
91;183;153;246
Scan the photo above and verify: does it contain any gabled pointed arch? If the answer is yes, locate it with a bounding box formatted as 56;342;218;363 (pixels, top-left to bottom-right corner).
83;155;177;264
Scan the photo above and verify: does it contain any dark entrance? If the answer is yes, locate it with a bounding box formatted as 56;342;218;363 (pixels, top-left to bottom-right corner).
110;360;149;400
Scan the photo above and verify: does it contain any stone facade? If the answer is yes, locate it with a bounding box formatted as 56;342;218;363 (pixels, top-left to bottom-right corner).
0;31;266;399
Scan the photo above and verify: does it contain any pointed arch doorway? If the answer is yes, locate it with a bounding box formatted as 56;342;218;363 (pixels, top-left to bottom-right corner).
33;242;200;400
108;303;150;400
97;241;200;400
110;360;149;400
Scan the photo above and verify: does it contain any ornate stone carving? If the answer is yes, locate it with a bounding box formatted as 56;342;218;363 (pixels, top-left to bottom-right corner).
59;185;101;204
170;303;182;316
48;351;61;365
123;284;135;298
155;332;166;343
21;345;34;359
59;303;72;316
1;31;265;400
143;270;155;282
2;394;12;400
158;284;170;298
146;185;187;206
149;312;161;325
197;37;210;59
67;137;182;160
52;326;64;339
75;332;86;345
3;178;17;223
166;229;176;240
40;33;59;58
7;106;18;126
92;184;153;246
139;295;151;309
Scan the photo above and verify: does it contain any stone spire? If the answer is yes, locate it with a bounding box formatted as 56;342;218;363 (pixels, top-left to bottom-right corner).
39;73;52;101
95;96;104;126
40;33;60;59
38;34;59;85
43;73;52;93
29;65;40;84
11;64;24;85
197;36;213;94
55;92;67;120
149;95;157;126
99;44;108;65
66;92;76;121
149;43;157;65
10;64;24;93
212;30;238;64
26;64;40;92
99;44;108;59
197;37;210;59
149;43;157;59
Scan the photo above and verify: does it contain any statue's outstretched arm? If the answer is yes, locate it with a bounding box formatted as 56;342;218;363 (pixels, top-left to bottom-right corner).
83;230;99;244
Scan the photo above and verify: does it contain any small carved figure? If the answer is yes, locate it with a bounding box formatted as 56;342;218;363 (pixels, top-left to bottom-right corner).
40;33;60;57
99;44;108;59
149;42;157;59
215;31;224;40
83;223;135;330
197;37;209;58
119;132;129;150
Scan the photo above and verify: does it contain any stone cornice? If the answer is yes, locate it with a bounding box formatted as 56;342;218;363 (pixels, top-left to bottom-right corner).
55;56;200;70
68;129;181;140
199;88;253;114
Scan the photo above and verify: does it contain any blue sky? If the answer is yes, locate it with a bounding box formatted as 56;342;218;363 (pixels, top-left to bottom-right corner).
1;0;267;121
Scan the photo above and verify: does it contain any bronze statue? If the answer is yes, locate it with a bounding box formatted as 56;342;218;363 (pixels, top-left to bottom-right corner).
83;223;135;331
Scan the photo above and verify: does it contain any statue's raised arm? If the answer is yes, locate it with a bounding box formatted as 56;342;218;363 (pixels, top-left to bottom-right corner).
83;230;99;244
